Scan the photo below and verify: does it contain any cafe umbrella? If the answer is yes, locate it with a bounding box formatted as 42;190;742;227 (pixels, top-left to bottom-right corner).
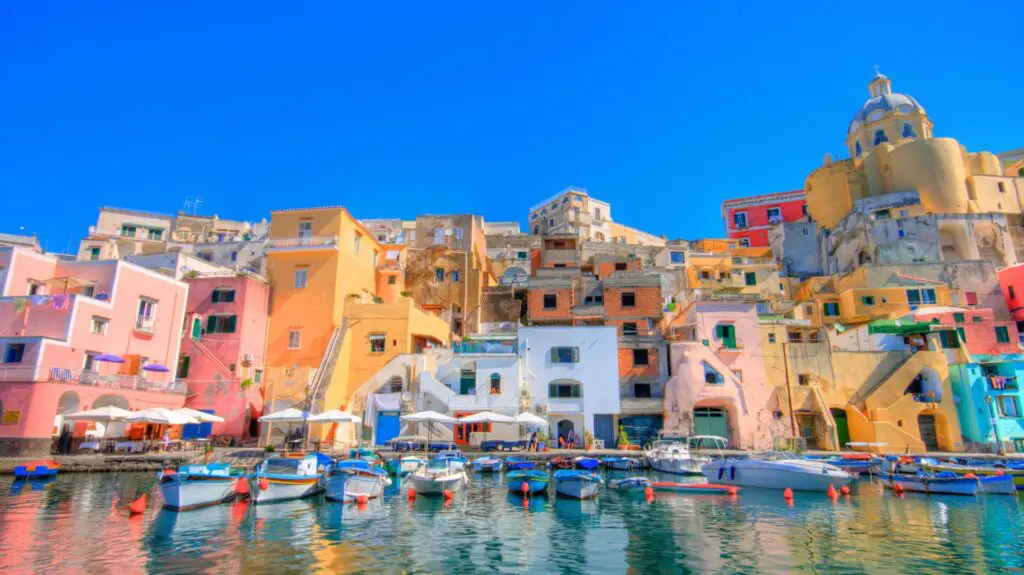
258;408;310;449
457;411;514;447
400;411;457;453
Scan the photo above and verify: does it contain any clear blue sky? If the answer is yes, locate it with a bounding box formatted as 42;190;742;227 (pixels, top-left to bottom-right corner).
2;2;1022;252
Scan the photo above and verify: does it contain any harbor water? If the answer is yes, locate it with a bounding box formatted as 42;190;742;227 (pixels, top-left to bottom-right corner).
0;470;1021;574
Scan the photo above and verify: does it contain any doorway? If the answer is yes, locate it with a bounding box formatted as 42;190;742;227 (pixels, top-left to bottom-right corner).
693;407;729;441
918;414;939;451
796;413;819;449
557;419;575;445
830;408;850;450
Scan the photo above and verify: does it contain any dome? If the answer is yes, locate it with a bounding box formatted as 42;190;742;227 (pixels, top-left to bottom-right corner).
848;72;925;134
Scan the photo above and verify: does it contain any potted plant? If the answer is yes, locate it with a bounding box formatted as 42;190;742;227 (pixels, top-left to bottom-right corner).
617;423;630;450
584;430;594;450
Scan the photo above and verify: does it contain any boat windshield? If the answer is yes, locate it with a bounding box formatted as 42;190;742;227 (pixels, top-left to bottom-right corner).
427;459;454;471
748;451;801;461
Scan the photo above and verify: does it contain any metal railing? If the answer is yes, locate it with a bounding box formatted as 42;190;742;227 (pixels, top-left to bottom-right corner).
454;340;518;355
267;235;339;249
0;365;187;394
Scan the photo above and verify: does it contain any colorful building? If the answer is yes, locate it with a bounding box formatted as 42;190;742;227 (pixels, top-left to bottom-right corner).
949;355;1024;453
997;263;1024;324
721;190;806;247
0;247;188;455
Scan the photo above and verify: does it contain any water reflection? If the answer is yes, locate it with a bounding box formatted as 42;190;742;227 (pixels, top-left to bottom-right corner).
0;471;1021;574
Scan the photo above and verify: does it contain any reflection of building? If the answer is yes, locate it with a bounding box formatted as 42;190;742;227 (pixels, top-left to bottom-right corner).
721;190;806;247
0;246;188;456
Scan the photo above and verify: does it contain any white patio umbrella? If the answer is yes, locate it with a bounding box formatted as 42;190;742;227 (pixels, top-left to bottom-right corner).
124;407;196;425
308;409;362;423
174;407;225;423
258;408;310;450
458;411;513;447
401;411;457;452
63;406;134;448
514;412;550;448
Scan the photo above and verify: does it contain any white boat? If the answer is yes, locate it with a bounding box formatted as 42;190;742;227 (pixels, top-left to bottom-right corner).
553;470;602;499
323;460;389;502
702;451;853;492
251;455;325;504
409;458;467;496
644;432;717;475
159;463;243;511
608;476;652;493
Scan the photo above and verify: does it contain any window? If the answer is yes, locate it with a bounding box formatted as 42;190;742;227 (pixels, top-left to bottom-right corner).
354;233;362;254
738;238;750;248
873;129;889;146
634;383;652;398
824;302;840;317
997;181;1007;193
490;373;501;394
27;281;41;296
3;343;26;363
81;285;95;298
594;208;602;220
548;218;554;227
632;349;650;366
288;330;302;349
148;228;163;241
862;296;875;306
995;326;1011;344
433;227;446;245
768;333;777;344
623;322;638;336
254;369;263;384
370;334;386;353
744;272;757;286
939;330;959;349
136;297;157;330
965;291;978;306
700;270;712;280
120;224;137;238
550;347;579;363
388;275;396;285
294;269;308;289
714;324;738;349
88;247;101;260
766;207;781;222
922;289;936;304
434;268;445;282
621;292;636;307
902;123;917;139
669;252;684;264
549;382;581;398
298;221;312;238
855;141;862;157
543;294;557;310
90;316;108;335
733;212;747;229
997;396;1022;418
205;315;237;334
907;289;921;304
703;363;722;384
614;262;628;271
230;251;238;262
211;289;236;303
954;312;965;323
798;374;811;386
176;355;190;378
449;270;460;282
874;210;890;220
455;227;463;240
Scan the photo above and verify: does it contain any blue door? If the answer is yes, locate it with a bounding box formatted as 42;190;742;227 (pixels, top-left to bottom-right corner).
376;410;401;446
593;415;614;447
182;409;215;439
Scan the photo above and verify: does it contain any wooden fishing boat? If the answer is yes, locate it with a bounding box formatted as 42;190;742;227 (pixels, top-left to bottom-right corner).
251;454;325;504
548;456;574;470
608;477;652;493
877;471;979;496
553;470;602;499
471;456;504;473
573;456;600;470
506;456;536;471
920;460;1024;490
507;470;550;495
602;456;639;470
159;463;244;511
13;460;60;479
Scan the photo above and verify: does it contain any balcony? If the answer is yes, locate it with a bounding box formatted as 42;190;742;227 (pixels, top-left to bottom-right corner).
731;257;776;267
449;390;517;411
267;235;340;251
134;316;156;335
454;340;518;355
541;249;579;266
0;366;187;394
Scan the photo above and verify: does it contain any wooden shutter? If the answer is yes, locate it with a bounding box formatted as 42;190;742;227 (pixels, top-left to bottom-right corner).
225;315;237;333
206;316;217;333
225;290;235;303
571;347;580;363
211;290;220;303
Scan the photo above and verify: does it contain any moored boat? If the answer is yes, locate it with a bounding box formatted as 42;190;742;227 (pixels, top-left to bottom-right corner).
702;452;852;492
978;474;1017;495
385;456;425;476
548;456;574;470
573;456;600;471
553;470;602;499
602;456;639;471
651;481;738;495
506;456;536;471
13;460;60;479
159;463;244;511
471;456;504;473
410;458;467;496
507;470;550;495
608;477;652;493
435;449;468;468
644;432;715;475
324;460;389;502
251;454;326;504
920;460;1024;490
877;471;979;496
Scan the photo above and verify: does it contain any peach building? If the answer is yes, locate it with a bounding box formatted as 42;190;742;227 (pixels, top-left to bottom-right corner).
0;246;188;455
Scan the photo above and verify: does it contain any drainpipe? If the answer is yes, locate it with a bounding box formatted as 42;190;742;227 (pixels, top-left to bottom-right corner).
783;341;798;438
984;395;1005;456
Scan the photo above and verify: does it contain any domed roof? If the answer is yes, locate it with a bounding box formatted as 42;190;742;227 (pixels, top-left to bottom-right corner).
848;72;925;134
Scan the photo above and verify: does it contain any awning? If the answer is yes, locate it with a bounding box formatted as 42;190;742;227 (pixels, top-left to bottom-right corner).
867;319;933;335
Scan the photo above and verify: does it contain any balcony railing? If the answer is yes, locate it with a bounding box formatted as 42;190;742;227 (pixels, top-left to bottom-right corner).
454;340;518;355
267;235;339;250
541;249;579;265
0;366;187;394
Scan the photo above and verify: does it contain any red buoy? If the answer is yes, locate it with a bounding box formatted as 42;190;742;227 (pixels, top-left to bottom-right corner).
827;484;837;498
129;494;147;515
783;487;794;500
727;487;739;496
996;470;1005;476
259;478;270;491
521;482;530;495
893;482;904;494
408;489;416;501
235;478;250;495
644;486;654;499
443;490;453;500
357;495;368;505
964;473;976;479
840;484;851;496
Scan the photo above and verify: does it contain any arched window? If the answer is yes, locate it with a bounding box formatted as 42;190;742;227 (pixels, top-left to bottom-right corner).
855;141;862;157
873;129;888;146
902;123;917;138
490;373;501;394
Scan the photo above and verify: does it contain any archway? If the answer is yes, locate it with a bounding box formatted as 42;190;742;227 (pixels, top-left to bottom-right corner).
904;367;943;403
917;414;939;451
830;408;850;450
53;391;80;434
92;393;130;438
557;419;575;445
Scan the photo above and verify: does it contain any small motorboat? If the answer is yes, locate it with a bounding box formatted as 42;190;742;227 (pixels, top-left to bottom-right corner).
548;456;574;470
608;477;652;493
434;449;468;468
702;451;852;492
410;458;467;496
507;470;550;495
920;459;1024;491
812;453;880;475
573;456;600;471
644;433;716;475
385;456;425;476
602;456;639;471
471;456;504;473
651;481;738;495
978;474;1017;495
13;460;60;479
251;454;326;504
553;470;602;499
506;456;536;471
323;460;390;502
878;471;979;496
159;463;244;511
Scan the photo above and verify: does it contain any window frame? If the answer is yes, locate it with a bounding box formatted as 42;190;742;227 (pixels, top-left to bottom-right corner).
995;326;1011;344
550;346;579;364
287;329;302;350
548;382;581;398
369;333;387;353
823;302;840;317
90;316;109;335
3;343;27;364
293;269;308;289
211;288;236;303
622;322;638;336
542;293;558;310
632;348;650;366
620;292;636;308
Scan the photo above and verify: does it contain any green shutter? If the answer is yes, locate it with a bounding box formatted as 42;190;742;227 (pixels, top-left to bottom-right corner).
571;347;579;363
957;327;966;343
745;272;756;286
206;316;217;333
996;326;1010;343
549;384;557;397
225;290;235;303
550;348;558;362
225;316;237;333
211;290;220;303
714;325;724;338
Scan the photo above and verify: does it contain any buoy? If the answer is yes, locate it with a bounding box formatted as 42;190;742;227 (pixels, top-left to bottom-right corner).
408;489;416;501
827;484;837;498
129;494;147;515
356;495;369;505
443;489;453;500
235;478;250;495
644;486;654;499
783;487;794;500
727;487;739;496
259;478;270;491
840;484;851;496
521;482;530;495
893;482;904;494
995;470;1005;476
163;469;176;476
964;473;976;479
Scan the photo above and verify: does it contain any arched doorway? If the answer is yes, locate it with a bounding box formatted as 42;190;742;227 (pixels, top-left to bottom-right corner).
557;419;575;445
53;390;81;433
693;407;728;441
918;414;939;451
92;393;130;439
830;408;850;450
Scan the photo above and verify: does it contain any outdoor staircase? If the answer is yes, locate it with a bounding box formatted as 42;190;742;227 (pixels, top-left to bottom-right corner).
846;350;914;408
809;384;840;450
306;322;346;414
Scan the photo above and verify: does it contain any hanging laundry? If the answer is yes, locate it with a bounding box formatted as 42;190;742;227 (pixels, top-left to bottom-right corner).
13;298;28;314
28;295;48;306
51;294;70;311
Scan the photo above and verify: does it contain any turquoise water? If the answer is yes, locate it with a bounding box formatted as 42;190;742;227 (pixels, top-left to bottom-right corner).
0;470;1022;574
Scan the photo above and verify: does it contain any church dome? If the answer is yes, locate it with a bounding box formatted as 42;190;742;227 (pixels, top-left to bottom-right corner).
848;71;925;135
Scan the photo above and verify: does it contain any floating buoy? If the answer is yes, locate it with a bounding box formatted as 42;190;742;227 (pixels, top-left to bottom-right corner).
235;478;250;495
259;479;270;491
727;487;739;496
893;482;904;494
356;495;369;505
827;484;837;498
129;494;147;515
783;487;794;500
163;469;176;476
995;470;1005;476
408;489;416;501
443;490;453;500
964;473;976;479
521;482;530;495
644;486;654;499
840;484;851;496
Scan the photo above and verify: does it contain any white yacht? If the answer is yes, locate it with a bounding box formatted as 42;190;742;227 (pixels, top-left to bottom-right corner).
702;451;853;492
644;432;719;475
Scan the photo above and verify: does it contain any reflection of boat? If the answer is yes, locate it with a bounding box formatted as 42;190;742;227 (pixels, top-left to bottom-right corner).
877;471;979;496
507;470;550;495
602;457;639;470
410;458;467;496
385;456;425;476
13;460;60;479
553;470;602;499
159;463;244;511
573;457;600;470
920;460;1024;490
323;460;389;502
251;455;325;504
548;456;574;470
506;456;535;471
609;477;651;493
645;433;716;475
471;456;504;472
651;481;737;495
978;475;1018;495
702;452;852;492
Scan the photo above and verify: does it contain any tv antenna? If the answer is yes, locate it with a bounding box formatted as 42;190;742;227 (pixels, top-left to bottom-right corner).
182;195;204;215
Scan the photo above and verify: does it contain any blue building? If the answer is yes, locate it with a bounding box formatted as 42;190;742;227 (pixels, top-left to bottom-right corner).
948;355;1024;453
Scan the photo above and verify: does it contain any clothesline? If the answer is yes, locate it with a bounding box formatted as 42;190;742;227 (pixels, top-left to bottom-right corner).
11;294;72;314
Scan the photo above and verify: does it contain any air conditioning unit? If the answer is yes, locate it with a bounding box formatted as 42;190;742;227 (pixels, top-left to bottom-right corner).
243;353;254;362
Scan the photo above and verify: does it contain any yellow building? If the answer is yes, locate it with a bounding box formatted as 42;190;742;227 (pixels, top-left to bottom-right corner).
805;71;1024;230
794;269;952;326
683;243;782;302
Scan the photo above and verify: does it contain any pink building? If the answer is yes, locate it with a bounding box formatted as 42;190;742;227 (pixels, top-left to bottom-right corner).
997;263;1024;325
0;247;188;456
178;272;269;440
664;301;781;449
911;307;1020;355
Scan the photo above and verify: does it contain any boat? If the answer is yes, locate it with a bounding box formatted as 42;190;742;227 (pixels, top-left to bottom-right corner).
602;456;639;471
251;454;326;504
877;471;979;496
553;470;602;499
13;460;60;479
920;460;1024;490
806;453;880;475
323;460;390;502
385;456;425;476
978;474;1018;495
158;463;244;511
644;432;717;475
507;470;550;495
506;456;536;471
574;456;600;470
548;456;574;470
471;456;504;473
608;477;652;493
410;458;468;496
702;451;853;492
651;481;738;495
434;449;468;467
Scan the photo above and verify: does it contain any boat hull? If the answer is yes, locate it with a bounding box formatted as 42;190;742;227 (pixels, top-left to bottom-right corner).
472;459;504;473
410;472;466;496
651;458;705;475
603;458;637;471
609;477;651;492
252;477;322;503
921;462;1024;490
554;477;600;499
979;475;1017;495
506;459;535;471
160;477;238;511
702;460;851;492
878;472;979;496
507;472;550;495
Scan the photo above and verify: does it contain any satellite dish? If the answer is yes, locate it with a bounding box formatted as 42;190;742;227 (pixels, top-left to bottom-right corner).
444;229;454;236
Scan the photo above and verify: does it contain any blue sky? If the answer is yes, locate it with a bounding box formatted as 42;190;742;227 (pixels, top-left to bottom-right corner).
2;2;1022;252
